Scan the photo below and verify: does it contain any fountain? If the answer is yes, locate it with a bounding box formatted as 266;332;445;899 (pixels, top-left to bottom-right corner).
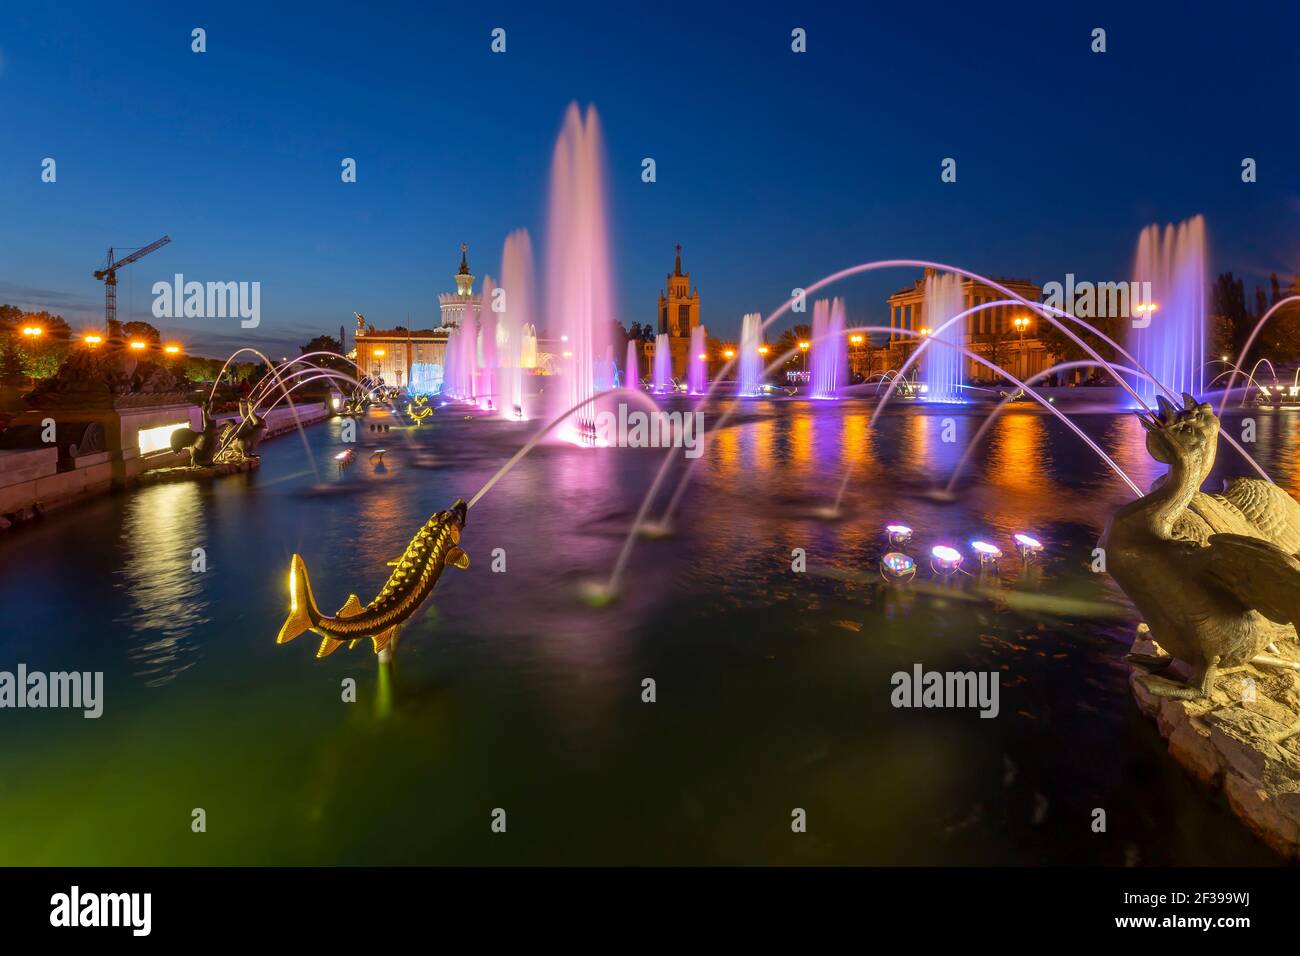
688;325;707;394
920;271;965;403
625;339;640;390
809;298;847;399
545;103;615;442
1130;215;1207;406
653;333;672;392
737;312;763;396
498;229;537;418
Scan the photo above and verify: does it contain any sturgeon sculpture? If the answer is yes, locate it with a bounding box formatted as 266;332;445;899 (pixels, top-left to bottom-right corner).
276;499;469;658
1102;394;1300;698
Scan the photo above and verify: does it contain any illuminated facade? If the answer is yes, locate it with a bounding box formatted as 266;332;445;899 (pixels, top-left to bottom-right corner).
885;269;1049;381
353;245;481;386
656;244;701;378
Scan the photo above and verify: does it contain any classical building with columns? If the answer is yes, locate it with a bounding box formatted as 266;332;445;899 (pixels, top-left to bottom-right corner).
885;269;1049;382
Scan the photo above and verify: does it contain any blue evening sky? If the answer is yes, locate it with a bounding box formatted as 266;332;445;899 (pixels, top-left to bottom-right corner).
0;0;1296;355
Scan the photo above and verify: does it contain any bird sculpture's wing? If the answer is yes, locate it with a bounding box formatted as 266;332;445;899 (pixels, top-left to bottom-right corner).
1204;533;1300;625
1216;478;1300;553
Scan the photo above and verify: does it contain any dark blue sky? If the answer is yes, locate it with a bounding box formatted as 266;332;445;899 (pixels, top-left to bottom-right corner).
1;0;1296;355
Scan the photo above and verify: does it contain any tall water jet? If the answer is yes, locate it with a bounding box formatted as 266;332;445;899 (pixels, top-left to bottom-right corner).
499;229;537;418
738;312;763;396
1130;214;1207;406
545;103;615;443
809;297;847;399
478;274;500;410
653;333;673;392
920;271;965;403
688;325;708;394
625;338;640;390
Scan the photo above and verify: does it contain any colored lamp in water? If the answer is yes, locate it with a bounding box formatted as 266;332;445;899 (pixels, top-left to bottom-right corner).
880;551;917;582
971;540;1002;565
1014;533;1044;557
885;523;913;546
930;545;963;574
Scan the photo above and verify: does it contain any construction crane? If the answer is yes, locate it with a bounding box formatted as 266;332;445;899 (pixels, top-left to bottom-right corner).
93;235;171;334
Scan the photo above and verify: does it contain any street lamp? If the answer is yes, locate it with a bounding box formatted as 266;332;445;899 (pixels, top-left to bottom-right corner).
82;333;103;346
798;340;810;378
129;339;147;351
163;344;182;355
1013;316;1030;339
723;348;735;360
21;326;43;338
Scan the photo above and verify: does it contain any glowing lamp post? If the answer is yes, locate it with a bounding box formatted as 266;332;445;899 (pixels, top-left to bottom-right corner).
163;344;182;355
129;340;147;351
21;326;43;338
723;348;735;360
82;333;103;347
799;340;810;378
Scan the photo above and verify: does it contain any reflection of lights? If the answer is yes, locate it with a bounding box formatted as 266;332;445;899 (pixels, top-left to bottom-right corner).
562;350;573;358
930;545;963;573
880;551;917;581
885;523;913;545
560;334;569;342
1014;533;1044;557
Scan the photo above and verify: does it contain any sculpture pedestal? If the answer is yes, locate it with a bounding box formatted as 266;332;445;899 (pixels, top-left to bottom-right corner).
1130;627;1300;858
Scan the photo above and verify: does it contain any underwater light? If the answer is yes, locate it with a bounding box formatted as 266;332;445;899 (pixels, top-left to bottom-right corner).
930;545;963;573
880;551;917;582
1014;533;1044;557
971;540;1002;566
885;523;913;545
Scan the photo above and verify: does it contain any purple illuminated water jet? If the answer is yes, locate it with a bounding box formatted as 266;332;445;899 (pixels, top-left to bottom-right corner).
545;103;615;442
688;325;707;394
738;313;763;396
920;272;966;403
1131;215;1206;406
653;333;672;392
809;298;847;399
625;338;640;390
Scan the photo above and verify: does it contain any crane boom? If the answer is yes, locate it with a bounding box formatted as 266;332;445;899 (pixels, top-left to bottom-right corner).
92;235;171;334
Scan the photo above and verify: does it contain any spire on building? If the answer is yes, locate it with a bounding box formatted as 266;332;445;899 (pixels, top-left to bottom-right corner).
674;242;682;277
454;242;475;296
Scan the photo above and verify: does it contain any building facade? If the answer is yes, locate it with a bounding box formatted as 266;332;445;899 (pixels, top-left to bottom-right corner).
353;244;478;387
885;269;1049;382
656;244;701;378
